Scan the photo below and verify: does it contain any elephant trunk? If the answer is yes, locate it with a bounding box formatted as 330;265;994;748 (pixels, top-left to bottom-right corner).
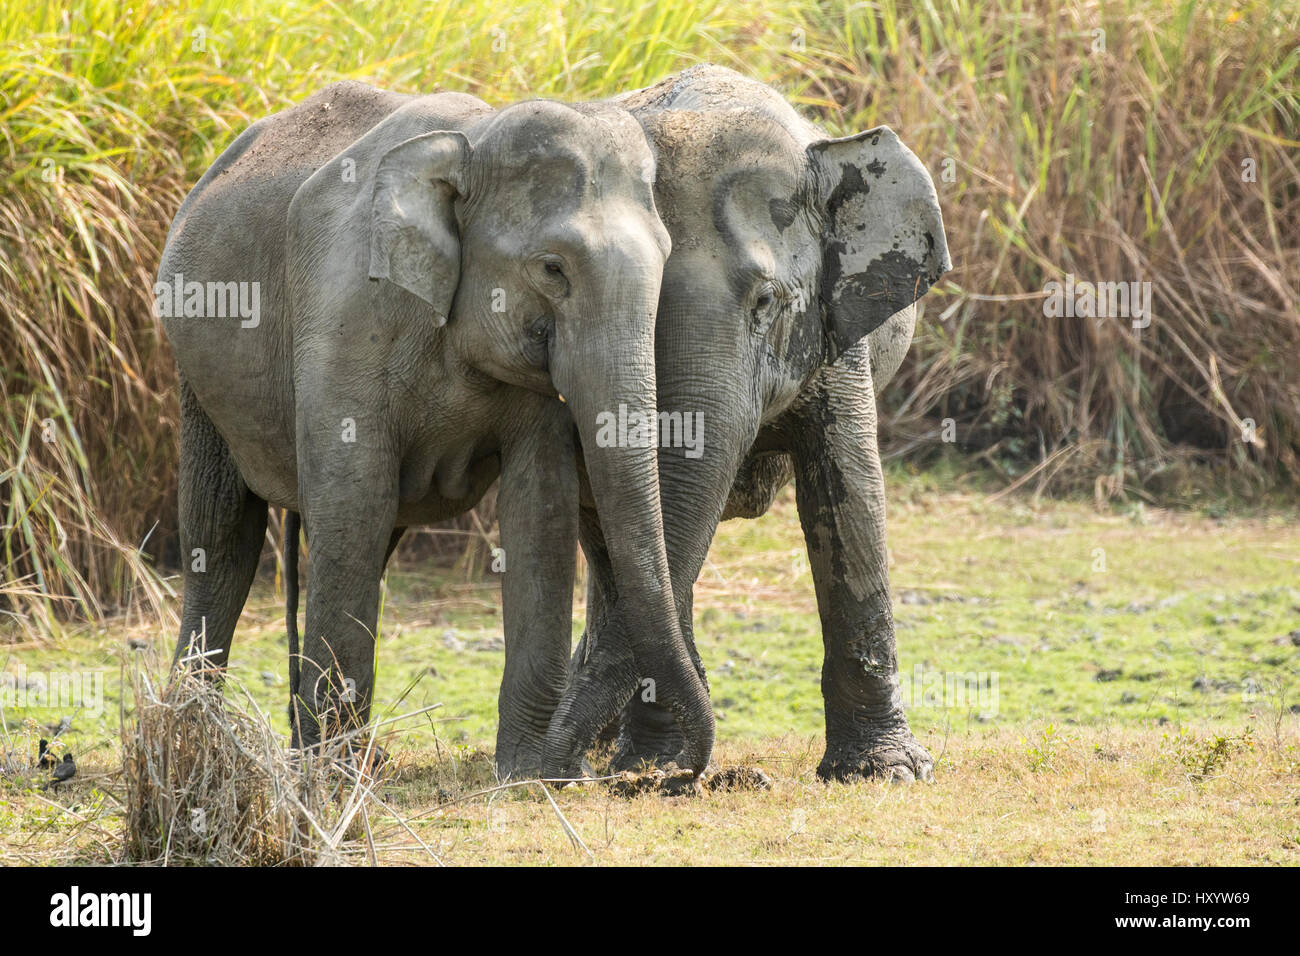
540;246;714;778
653;310;761;606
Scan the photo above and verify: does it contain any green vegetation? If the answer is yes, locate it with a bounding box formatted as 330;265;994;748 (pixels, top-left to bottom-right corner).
5;480;1296;749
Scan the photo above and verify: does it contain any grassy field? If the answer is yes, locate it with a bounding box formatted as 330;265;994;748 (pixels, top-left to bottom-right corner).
3;472;1297;864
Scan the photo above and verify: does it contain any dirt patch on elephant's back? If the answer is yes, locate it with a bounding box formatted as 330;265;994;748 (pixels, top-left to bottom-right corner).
214;81;406;187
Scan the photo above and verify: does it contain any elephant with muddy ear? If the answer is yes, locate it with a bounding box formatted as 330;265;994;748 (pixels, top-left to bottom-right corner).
157;81;713;779
569;65;951;782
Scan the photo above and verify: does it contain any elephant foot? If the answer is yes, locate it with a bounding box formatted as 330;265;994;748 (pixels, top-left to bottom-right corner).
495;757;539;782
819;721;934;784
609;740;683;773
494;737;545;782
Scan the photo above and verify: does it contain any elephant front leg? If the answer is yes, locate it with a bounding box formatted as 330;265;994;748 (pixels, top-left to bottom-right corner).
788;358;933;784
576;503;700;772
493;405;580;779
294;431;400;750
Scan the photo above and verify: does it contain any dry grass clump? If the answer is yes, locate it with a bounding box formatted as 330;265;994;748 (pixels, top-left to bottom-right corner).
121;665;389;866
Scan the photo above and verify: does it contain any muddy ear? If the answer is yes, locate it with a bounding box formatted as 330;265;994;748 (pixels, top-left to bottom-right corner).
369;130;470;325
810;126;951;362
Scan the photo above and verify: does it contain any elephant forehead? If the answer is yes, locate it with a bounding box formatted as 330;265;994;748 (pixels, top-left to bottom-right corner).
481;134;590;185
476;129;652;217
650;115;807;234
654;159;794;238
483;102;648;170
702;168;816;286
649;108;803;181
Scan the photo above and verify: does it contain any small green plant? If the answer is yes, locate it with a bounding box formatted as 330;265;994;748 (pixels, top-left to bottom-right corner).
1166;722;1257;781
1025;723;1059;772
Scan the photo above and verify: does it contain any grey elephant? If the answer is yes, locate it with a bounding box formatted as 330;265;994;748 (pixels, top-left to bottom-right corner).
568;66;951;782
156;81;713;779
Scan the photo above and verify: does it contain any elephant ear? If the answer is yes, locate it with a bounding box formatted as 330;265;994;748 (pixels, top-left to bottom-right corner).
368;130;470;325
810;126;951;362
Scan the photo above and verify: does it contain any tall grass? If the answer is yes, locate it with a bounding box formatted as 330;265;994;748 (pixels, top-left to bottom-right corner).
781;0;1300;498
2;0;1297;636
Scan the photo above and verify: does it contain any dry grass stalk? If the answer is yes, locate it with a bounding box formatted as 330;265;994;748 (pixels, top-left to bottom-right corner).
121;661;395;866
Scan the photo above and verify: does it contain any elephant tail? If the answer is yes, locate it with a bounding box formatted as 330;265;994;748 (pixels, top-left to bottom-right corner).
285;509;301;741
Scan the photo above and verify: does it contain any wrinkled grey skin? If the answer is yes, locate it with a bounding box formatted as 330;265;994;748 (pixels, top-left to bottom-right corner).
158;81;713;779
570;66;951;782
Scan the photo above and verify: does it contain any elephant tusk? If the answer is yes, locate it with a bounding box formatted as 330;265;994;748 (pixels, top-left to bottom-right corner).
557;392;566;403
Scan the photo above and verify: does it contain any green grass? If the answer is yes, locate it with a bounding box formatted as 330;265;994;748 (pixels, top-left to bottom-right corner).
6;477;1296;759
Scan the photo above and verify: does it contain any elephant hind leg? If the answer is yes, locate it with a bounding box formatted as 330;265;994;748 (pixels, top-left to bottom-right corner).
172;379;268;674
720;451;794;521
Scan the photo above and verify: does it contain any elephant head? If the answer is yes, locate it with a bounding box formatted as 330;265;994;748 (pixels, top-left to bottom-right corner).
619;84;950;627
361;100;714;775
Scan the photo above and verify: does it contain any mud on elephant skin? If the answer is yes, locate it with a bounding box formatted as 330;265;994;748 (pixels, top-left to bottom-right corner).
158;80;712;780
571;65;951;783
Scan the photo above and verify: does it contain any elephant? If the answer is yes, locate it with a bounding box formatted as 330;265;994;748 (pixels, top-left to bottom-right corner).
568;65;951;782
156;80;714;779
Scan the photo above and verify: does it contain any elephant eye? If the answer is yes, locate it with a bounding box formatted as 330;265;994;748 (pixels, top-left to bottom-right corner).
532;254;570;298
752;281;779;317
527;314;553;351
